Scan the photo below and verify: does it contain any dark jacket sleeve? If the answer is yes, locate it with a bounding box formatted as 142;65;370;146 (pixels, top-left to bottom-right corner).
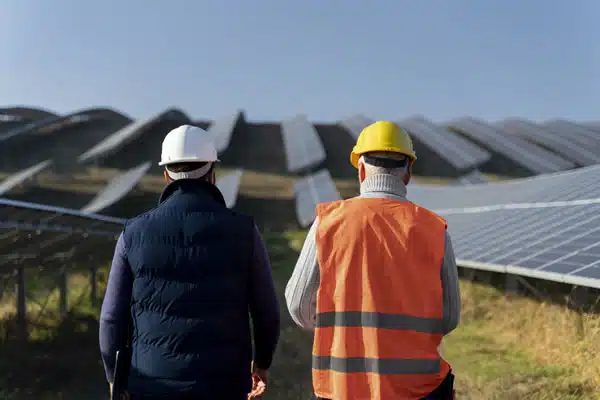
99;233;133;383
248;224;281;370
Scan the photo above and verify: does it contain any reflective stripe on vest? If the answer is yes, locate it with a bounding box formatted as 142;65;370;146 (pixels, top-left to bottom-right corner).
313;197;451;400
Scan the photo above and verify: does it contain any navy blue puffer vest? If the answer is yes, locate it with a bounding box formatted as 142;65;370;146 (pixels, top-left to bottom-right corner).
122;179;254;397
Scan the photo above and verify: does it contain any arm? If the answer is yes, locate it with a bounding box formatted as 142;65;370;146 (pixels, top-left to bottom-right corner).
248;224;281;370
441;231;461;335
99;233;133;383
284;218;320;331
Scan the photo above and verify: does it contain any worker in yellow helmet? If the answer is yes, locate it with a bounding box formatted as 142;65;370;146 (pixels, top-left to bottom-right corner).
286;121;460;399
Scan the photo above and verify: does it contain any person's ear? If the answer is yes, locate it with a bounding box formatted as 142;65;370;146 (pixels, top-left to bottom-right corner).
358;161;366;183
163;170;170;184
209;170;216;184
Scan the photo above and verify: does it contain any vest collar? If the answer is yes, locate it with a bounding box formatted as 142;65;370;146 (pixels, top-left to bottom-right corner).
158;179;226;206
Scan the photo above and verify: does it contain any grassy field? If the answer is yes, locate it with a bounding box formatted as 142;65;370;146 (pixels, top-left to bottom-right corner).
2;228;598;399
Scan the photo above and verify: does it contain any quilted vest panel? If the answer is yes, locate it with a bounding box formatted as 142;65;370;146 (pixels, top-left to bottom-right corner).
123;184;254;396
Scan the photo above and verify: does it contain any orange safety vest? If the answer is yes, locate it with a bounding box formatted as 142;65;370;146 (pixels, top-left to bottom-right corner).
313;197;451;400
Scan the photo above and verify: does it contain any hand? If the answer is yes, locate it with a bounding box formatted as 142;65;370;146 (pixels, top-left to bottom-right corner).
248;361;268;399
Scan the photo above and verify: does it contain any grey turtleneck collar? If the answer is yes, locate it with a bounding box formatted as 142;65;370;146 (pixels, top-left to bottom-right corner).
359;174;407;199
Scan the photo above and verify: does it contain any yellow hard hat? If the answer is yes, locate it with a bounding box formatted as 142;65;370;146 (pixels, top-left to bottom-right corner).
350;121;417;168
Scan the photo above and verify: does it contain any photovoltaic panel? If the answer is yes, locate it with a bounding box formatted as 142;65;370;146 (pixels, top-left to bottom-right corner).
80;161;151;214
0;198;124;269
406;164;600;289
399;116;491;171
339;114;374;139
78;108;189;163
540;120;600;150
280;114;326;173
208;110;242;154
294;169;341;228
0;107;123;142
0;159;53;195
0;198;125;232
409;164;600;210
446;117;575;174
437;202;600;289
453;170;488;185
215;169;243;209
497;119;600;166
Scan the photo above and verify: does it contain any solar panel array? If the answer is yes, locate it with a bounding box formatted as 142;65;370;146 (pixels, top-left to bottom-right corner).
3;105;600;291
0;198;124;276
409;165;600;288
447;117;576;174
497;118;600;166
400;116;492;171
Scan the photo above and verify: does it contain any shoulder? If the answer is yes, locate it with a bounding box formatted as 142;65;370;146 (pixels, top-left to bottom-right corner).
412;203;447;229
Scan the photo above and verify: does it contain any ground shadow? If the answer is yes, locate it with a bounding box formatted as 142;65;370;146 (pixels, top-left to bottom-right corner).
0;312;107;400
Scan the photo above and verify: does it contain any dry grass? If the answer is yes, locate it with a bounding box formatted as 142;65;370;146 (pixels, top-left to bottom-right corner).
449;281;600;398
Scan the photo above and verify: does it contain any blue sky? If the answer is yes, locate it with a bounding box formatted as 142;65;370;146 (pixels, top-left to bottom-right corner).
1;1;599;122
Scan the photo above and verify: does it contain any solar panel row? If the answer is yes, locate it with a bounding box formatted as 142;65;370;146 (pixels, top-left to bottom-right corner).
80;161;152;214
497;118;600;166
0;159;53;195
338;114;374;139
407;164;600;288
409;164;600;210
208;110;243;154
280;114;326;173
447;117;576;174
442;202;600;289
454;170;488;185
399;116;492;171
77;108;190;163
215;169;244;209
541;119;600;150
294;169;341;228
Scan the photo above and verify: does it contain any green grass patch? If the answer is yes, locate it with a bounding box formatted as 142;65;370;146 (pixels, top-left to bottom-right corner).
444;324;594;399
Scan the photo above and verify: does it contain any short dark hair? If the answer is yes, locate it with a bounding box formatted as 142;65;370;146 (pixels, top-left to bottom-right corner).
166;162;209;173
363;154;408;169
165;162;214;180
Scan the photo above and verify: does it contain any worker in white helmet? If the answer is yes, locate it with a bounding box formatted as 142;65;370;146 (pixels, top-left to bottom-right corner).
100;125;280;399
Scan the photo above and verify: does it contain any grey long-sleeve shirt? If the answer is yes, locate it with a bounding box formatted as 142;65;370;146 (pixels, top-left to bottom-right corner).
285;173;461;334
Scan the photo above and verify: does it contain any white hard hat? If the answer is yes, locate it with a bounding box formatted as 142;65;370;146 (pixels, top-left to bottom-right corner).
158;125;220;167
